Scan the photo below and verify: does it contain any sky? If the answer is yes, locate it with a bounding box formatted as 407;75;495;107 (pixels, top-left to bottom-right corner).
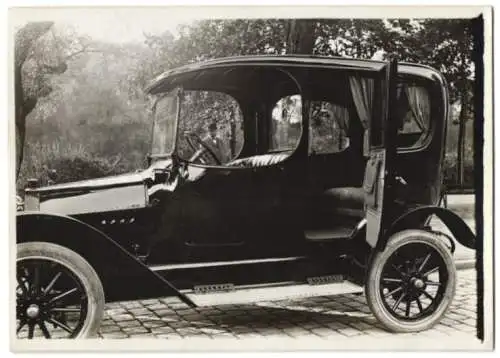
10;7;202;43
10;6;487;44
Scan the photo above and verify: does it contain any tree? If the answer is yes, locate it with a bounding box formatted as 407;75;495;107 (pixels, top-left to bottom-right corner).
286;20;315;54
15;22;54;180
15;22;94;180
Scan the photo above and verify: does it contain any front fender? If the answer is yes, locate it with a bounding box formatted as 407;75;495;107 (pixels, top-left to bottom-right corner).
381;206;476;250
16;211;194;306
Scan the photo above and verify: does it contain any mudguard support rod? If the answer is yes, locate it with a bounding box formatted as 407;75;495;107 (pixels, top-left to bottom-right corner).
153;270;196;307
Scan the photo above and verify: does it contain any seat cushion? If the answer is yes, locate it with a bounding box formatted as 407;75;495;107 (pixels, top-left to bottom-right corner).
321;187;365;218
228;153;290;168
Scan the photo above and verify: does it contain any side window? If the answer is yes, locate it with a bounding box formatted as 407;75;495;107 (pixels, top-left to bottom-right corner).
270;95;302;152
309;101;350;154
177;91;244;165
396;84;431;148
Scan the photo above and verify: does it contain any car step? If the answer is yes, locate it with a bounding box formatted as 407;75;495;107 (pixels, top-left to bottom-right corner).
305;219;366;241
304;227;354;240
182;280;364;307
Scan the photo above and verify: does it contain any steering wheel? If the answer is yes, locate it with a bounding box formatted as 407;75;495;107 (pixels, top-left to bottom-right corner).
185;132;222;165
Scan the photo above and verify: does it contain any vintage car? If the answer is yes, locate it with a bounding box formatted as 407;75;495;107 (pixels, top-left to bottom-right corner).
16;55;476;339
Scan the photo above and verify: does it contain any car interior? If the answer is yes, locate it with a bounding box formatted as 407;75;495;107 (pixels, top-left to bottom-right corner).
176;66;431;242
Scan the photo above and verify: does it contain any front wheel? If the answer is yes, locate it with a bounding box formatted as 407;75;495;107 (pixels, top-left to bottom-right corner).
16;242;105;339
366;230;456;333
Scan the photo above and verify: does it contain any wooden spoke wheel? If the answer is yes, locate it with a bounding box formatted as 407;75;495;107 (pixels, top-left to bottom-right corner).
366;230;456;333
16;242;105;339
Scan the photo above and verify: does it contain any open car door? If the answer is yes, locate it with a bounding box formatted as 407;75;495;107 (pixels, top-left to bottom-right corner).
364;58;399;248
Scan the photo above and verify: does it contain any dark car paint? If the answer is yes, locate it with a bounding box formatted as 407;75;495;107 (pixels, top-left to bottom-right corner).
384;206;476;250
392;72;449;208
16;212;195;305
145;55;387;95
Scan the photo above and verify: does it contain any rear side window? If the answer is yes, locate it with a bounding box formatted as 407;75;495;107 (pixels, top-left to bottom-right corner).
396;84;431;148
309;101;350;154
270;95;303;152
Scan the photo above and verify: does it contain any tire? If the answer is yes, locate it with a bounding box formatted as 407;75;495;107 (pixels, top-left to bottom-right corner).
16;242;105;339
366;230;456;333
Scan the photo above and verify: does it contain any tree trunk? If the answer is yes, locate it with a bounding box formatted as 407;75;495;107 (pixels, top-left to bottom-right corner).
286;20;315;54
15;64;25;180
15;121;25;180
456;91;467;187
14;21;53;181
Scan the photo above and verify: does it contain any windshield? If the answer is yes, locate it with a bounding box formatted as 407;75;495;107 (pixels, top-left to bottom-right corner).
151;90;178;156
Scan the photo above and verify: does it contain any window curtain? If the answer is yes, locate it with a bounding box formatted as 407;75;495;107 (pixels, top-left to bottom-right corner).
330;105;349;151
349;76;375;156
331;105;349;132
405;86;430;131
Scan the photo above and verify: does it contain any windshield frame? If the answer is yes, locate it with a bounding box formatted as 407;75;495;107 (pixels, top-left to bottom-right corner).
149;87;182;159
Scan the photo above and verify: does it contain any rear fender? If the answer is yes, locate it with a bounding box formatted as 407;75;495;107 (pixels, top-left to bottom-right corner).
379;206;476;250
16;212;195;306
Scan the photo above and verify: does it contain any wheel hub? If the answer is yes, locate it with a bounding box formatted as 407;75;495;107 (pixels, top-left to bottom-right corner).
26;304;40;319
412;277;425;289
404;275;427;300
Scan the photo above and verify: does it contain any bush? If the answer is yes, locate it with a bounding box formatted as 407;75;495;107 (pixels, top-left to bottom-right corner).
42;156;124;183
443;153;475;189
16;140;131;193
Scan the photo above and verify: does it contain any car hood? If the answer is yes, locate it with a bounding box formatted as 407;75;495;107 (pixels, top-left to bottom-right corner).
25;159;175;216
30;159;172;194
33;172;145;194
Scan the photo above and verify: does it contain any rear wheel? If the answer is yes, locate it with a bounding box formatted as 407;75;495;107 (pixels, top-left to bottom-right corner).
16;242;105;339
366;230;456;333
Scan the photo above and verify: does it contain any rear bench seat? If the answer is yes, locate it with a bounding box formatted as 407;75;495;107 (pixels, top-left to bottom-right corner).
321;187;365;218
227;154;365;219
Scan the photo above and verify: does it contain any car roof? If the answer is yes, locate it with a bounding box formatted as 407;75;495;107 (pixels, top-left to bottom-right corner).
145;55;442;94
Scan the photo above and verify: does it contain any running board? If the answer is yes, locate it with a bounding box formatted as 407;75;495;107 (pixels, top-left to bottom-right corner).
182;281;364;307
149;256;305;272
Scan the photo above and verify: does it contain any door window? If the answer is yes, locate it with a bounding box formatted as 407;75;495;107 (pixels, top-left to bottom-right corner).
396;84;431;148
177;90;244;165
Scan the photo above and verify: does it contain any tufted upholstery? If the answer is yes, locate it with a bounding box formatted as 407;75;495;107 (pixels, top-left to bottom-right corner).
227;153;290;168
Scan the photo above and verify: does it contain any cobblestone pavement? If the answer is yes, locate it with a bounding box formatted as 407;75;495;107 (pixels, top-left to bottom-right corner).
98;269;478;340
